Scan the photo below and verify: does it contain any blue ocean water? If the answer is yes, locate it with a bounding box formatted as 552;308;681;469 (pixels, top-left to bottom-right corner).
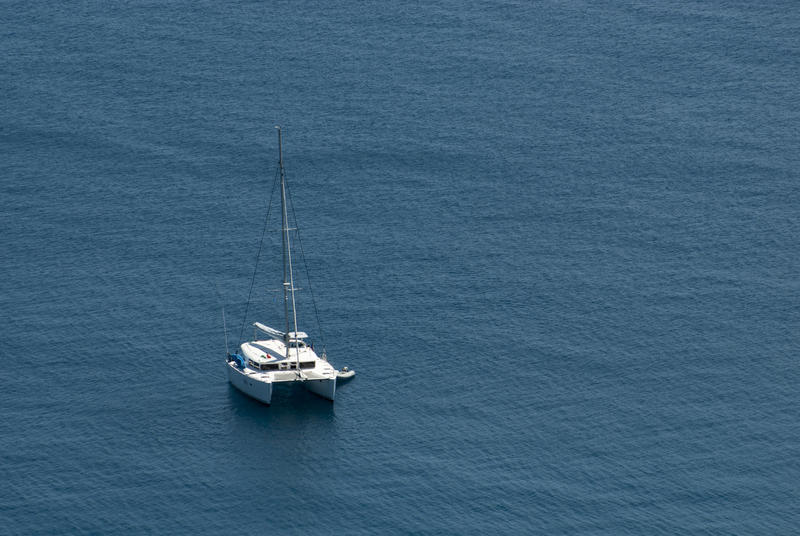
2;0;799;533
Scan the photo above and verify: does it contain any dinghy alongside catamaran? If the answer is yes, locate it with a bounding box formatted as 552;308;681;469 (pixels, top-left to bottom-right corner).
225;127;352;404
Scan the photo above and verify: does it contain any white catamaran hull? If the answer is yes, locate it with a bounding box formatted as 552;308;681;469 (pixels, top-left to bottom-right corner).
227;362;273;404
304;377;336;401
227;361;336;403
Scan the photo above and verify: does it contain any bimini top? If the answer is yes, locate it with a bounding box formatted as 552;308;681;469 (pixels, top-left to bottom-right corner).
253;322;308;340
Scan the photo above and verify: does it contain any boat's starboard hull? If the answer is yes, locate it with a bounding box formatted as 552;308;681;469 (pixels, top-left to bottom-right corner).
227;361;273;404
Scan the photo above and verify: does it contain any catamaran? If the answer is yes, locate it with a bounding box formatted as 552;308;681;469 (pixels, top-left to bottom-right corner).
225;127;350;404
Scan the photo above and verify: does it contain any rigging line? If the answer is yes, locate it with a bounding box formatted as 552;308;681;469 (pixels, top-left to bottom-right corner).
214;283;230;355
237;163;280;347
283;171;327;354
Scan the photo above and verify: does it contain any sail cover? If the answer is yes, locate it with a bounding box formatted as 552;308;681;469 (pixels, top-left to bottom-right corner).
253;323;284;339
253;323;308;340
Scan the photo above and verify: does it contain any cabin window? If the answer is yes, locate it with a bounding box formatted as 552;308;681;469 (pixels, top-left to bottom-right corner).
300;361;315;369
248;360;281;371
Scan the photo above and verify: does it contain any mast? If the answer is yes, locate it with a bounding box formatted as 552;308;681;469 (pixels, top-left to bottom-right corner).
276;126;301;370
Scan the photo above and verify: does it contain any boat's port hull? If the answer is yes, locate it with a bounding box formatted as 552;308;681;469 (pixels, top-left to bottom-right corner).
227;361;273;404
304;377;336;401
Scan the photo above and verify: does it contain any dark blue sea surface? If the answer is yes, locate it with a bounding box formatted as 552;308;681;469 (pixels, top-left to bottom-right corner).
2;1;799;533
